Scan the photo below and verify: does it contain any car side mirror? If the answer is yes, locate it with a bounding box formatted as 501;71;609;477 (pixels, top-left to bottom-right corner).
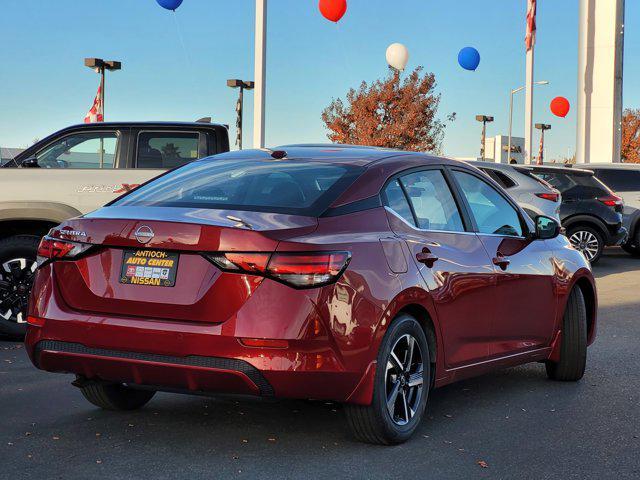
20;156;40;168
535;215;561;240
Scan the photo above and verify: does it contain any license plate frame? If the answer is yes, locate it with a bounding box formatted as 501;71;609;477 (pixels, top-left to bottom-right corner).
119;249;179;287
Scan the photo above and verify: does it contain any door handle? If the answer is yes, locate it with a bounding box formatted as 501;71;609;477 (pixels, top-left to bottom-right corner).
416;247;439;268
492;254;510;271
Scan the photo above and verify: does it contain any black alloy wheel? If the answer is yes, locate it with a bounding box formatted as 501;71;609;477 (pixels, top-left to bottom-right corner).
0;236;41;337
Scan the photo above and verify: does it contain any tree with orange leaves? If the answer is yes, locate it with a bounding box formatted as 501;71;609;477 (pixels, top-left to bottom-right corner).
622;108;640;163
321;67;447;152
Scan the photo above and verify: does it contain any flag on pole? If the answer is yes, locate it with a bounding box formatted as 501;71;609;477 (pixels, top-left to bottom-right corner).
84;84;103;123
525;0;537;51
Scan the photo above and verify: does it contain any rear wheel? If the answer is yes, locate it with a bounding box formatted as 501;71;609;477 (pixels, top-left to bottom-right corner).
546;287;587;381
80;382;156;410
567;226;603;264
0;235;40;338
345;314;430;445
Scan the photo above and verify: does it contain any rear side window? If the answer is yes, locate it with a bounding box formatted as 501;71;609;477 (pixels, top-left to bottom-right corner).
137;132;200;169
113;159;363;216
383;180;416;226
594;169;640;192
480;168;516;189
399;170;465;232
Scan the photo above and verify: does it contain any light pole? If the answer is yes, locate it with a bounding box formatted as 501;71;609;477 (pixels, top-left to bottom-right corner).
507;80;548;164
227;79;255;150
253;0;267;148
84;58;121;121
476;115;494;160
535;123;552;165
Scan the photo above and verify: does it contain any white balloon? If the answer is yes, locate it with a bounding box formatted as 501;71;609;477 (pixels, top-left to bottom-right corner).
386;43;409;71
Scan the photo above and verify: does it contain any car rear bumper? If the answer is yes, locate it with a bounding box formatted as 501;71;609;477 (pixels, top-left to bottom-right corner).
24;314;371;404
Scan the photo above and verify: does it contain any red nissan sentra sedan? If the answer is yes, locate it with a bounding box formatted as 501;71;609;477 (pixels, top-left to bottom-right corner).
25;145;597;444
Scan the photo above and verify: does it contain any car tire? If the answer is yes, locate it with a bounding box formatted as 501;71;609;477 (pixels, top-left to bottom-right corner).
621;229;640;257
0;235;41;338
80;382;156;411
344;314;430;445
567;226;604;264
545;287;587;382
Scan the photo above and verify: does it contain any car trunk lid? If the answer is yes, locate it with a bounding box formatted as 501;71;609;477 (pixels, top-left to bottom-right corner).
49;206;317;324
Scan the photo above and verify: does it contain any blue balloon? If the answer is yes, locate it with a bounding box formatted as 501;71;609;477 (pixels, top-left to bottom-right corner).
458;47;481;71
156;0;183;11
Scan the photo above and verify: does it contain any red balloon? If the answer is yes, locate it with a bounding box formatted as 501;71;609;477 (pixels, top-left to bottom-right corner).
550;96;570;118
319;0;347;23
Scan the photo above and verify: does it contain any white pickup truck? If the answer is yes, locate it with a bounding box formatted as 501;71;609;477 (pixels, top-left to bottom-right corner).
0;121;229;336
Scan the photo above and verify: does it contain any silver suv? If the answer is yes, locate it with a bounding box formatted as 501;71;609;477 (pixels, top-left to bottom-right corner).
587;163;640;256
468;162;561;221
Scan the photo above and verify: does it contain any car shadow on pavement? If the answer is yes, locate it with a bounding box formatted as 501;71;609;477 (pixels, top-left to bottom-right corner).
31;361;566;448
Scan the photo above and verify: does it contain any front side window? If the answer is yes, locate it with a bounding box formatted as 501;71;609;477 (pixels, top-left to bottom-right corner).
35;132;117;168
399;170;464;232
453;170;523;237
113;159;363;216
137;132;200;169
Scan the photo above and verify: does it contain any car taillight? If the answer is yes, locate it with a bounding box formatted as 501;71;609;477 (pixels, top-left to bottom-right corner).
535;192;560;202
597;194;624;208
207;252;270;273
206;251;351;288
36;236;93;266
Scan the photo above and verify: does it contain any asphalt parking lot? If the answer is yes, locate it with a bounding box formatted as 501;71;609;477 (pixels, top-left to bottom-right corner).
1;250;638;480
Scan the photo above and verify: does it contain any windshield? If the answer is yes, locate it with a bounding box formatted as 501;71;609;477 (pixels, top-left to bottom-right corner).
112;158;364;216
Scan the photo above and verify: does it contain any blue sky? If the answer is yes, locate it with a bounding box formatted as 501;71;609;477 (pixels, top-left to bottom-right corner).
1;0;638;160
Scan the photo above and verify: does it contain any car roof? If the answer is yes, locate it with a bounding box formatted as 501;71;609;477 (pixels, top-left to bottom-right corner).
201;144;477;208
529;164;594;176
576;162;640;169
466;161;524;172
204;145;417;166
62;121;227;129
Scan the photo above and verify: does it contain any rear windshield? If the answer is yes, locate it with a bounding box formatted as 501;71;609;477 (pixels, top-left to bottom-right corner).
516;168;556;190
593;168;640;192
532;170;611;197
112;159;364;216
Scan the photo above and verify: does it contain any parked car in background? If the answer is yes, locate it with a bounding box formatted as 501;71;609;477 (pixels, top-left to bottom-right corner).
530;165;627;264
585;163;640;257
468;161;561;221
0;121;230;337
25;146;596;445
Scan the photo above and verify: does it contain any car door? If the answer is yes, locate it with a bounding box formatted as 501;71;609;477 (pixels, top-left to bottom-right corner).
449;168;557;356
383;167;497;369
29;128;130;214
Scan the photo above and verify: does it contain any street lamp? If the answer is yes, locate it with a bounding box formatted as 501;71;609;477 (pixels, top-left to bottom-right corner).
507;80;549;164
476;115;494;160
84;58;121;121
227;79;255;150
535;123;552;165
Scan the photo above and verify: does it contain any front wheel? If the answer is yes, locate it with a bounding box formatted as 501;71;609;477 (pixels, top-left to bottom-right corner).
621;229;640;257
0;235;40;338
345;314;430;445
567;226;603;264
546;287;588;381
